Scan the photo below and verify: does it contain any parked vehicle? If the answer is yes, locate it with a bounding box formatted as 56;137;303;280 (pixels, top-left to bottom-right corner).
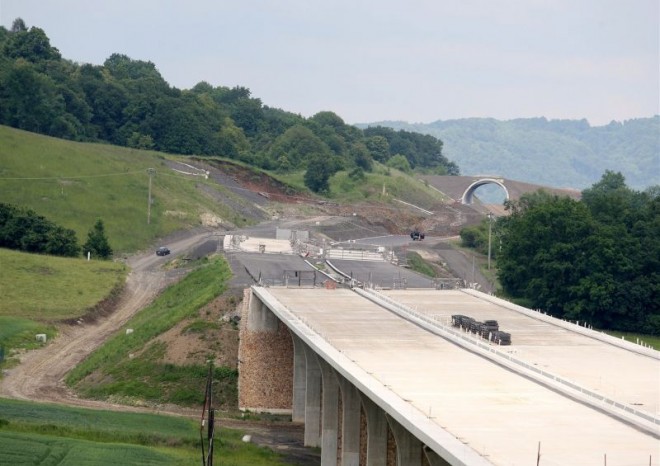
410;230;425;241
479;320;499;338
490;331;512;346
451;315;511;345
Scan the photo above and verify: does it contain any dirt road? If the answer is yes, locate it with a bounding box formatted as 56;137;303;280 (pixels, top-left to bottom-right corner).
0;230;215;407
0;229;321;464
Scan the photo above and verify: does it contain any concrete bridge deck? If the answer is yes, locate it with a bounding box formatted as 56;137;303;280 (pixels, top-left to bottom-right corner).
381;289;660;416
249;287;659;465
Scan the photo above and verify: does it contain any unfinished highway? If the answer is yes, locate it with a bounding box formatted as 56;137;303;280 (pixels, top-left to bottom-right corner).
240;286;660;466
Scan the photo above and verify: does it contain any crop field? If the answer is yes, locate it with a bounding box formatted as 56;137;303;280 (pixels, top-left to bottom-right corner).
0;398;290;465
0;397;198;465
0;397;197;438
0;431;185;465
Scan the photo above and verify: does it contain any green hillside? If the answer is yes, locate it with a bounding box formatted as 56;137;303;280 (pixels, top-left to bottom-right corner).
0;22;458;197
362;116;660;191
0;125;251;253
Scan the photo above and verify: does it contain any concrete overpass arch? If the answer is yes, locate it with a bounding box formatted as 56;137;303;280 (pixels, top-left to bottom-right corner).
461;178;510;205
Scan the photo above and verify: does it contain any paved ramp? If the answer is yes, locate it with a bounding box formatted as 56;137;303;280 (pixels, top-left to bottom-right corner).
234;252;323;286
327;259;436;289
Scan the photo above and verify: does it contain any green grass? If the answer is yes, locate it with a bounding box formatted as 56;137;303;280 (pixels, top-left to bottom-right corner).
269;162;447;208
406;251;437;278
67;257;236;407
183;319;221;333
0;317;55;367
0;248;125;369
0;431;185;466
0;126;254;253
0;397;291;465
603;331;660;350
328;164;447;207
0;397;197;442
0;248;127;320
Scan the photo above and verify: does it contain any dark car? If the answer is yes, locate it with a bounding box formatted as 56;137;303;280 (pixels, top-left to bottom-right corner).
156;246;170;256
410;230;425;241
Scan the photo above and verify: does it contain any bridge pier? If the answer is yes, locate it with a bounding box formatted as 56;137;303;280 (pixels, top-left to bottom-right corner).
291;335;306;422
339;376;362;465
361;395;388;465
387;414;423;466
303;344;322;447
424;446;452;466
247;294;278;331
319;359;340;465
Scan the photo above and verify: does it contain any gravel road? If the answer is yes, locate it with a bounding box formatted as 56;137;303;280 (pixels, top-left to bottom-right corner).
0;231;213;405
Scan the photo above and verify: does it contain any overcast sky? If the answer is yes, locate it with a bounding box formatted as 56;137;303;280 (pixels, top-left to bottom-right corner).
1;0;658;126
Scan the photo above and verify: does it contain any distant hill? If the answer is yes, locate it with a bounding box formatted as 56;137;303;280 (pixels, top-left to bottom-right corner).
358;117;660;191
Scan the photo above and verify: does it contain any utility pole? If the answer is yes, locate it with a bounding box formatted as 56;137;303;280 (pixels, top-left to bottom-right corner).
147;168;155;224
487;212;493;270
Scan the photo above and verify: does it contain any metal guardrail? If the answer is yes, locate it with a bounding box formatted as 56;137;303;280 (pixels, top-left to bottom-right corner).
354;288;660;435
461;289;660;360
325;249;385;262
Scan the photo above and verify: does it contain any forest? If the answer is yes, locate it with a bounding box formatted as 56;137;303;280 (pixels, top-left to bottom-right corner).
462;172;659;335
0;19;458;193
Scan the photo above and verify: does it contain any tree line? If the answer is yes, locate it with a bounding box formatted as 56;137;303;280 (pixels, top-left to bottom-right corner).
463;172;659;335
0;19;458;193
0;203;113;259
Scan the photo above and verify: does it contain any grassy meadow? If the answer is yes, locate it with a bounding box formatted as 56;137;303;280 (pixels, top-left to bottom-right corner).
0;248;127;368
0;397;289;465
406;251;437;277
0;125;252;253
0;248;127;320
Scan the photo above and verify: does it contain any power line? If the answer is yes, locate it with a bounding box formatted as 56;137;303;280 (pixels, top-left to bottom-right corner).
0;170;146;180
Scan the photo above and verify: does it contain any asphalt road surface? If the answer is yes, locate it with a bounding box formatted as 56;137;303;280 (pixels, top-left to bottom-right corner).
431;241;495;293
327;258;436;289
233;252;326;286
